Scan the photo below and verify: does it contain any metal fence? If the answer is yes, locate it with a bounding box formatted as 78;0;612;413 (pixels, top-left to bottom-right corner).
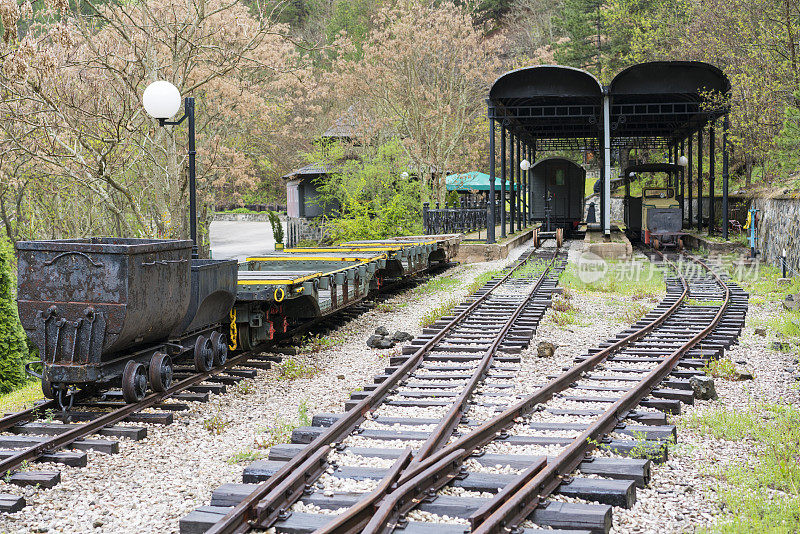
422;201;500;235
215;203;286;213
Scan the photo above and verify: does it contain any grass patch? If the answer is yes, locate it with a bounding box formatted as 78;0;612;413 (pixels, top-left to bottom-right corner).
413;275;461;295
299;333;344;354
561;257;664;299
276;356;318;380
510;260;549;279
227;449;265;464
702;358;740;380
376;302;407;313
729;262;800;305
203;410;232;435
552;295;576;313
763;309;800;339
0;381;43;414
618;302;650;324
682;402;800;532
551;309;578;326
254;401;313;449
419;298;460;328
466;270;503;294
685;298;725;307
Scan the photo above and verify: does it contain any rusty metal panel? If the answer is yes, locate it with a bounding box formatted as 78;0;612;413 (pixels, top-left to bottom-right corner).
16;238;192;368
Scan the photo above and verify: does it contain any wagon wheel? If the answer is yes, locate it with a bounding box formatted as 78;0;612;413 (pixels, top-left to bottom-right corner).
149;352;173;393
210;331;228;367
556;228;564;248
677;238;684;252
41;377;55;399
122;361;147;403
237;324;255;351
194;335;214;372
652;238;660;251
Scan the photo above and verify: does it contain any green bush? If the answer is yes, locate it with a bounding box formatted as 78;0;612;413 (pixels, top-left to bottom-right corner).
268;210;284;244
309;138;423;243
0;237;29;394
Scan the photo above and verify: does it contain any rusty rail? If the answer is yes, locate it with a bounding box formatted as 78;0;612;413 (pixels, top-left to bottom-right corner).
351;250;714;533
206;242;554;534
313;250;561;534
471;253;731;533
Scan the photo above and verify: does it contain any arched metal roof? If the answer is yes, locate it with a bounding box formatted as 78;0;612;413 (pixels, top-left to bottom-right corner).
488;61;730;150
489;65;602;149
610;61;731;99
531;156;587;172
490;65;602;101
608;61;730;143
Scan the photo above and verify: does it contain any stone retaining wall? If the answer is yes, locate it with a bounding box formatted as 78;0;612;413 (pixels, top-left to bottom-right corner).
753;197;800;274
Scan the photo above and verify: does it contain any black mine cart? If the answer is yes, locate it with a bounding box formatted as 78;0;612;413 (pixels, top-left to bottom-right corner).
16;238;237;406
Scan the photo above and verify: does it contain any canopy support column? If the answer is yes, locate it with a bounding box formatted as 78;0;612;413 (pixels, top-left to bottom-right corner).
722;114;730;240
523;144;529;228
688;133;693;227
680;140;685;218
487;111;496;244
602;92;612;236
697;126;704;232
500;124;507;238
709;121;716;236
530;142;536;229
510;134;516;233
516;138;522;232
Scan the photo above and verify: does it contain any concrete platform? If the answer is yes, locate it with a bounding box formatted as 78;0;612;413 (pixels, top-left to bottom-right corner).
454;228;535;262
583;230;632;259
682;231;748;253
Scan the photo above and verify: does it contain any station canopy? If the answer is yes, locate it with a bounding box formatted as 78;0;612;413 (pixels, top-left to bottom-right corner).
488;61;730;151
446;171;512;192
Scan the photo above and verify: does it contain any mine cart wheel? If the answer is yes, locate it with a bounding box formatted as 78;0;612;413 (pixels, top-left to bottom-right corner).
556;228;564;248
149;352;173;392
194;336;214;372
122;361;147;403
652;238;661;251
677;238;684;252
41;377;55;399
210;331;228;367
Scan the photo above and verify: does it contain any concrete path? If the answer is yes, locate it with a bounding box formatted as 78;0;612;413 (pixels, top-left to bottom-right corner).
209;220;281;260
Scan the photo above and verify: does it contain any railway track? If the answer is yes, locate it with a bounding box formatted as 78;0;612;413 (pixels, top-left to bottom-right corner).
183;247;747;534
0;261;455;514
182;239;567;532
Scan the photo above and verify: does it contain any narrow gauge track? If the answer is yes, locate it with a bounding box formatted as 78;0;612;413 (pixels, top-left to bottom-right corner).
186;249;747;534
182;240;566;533
0;261;454;514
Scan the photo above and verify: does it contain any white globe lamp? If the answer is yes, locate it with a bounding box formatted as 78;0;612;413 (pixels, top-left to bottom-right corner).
520;159;531;171
143;81;182;120
678;155;689;167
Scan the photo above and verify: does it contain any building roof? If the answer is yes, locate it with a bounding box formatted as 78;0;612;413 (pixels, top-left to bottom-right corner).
446;171;512;191
281;163;329;180
322;105;363;140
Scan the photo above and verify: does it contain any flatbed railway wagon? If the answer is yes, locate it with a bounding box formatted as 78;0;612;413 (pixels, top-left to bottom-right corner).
16;238;237;407
231;235;459;350
622;163;685;250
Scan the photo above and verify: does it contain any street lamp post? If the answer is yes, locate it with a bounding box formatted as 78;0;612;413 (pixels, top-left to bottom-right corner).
143;80;199;259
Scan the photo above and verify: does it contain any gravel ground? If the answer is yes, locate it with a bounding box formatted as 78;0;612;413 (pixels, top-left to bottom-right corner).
0;246;530;534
